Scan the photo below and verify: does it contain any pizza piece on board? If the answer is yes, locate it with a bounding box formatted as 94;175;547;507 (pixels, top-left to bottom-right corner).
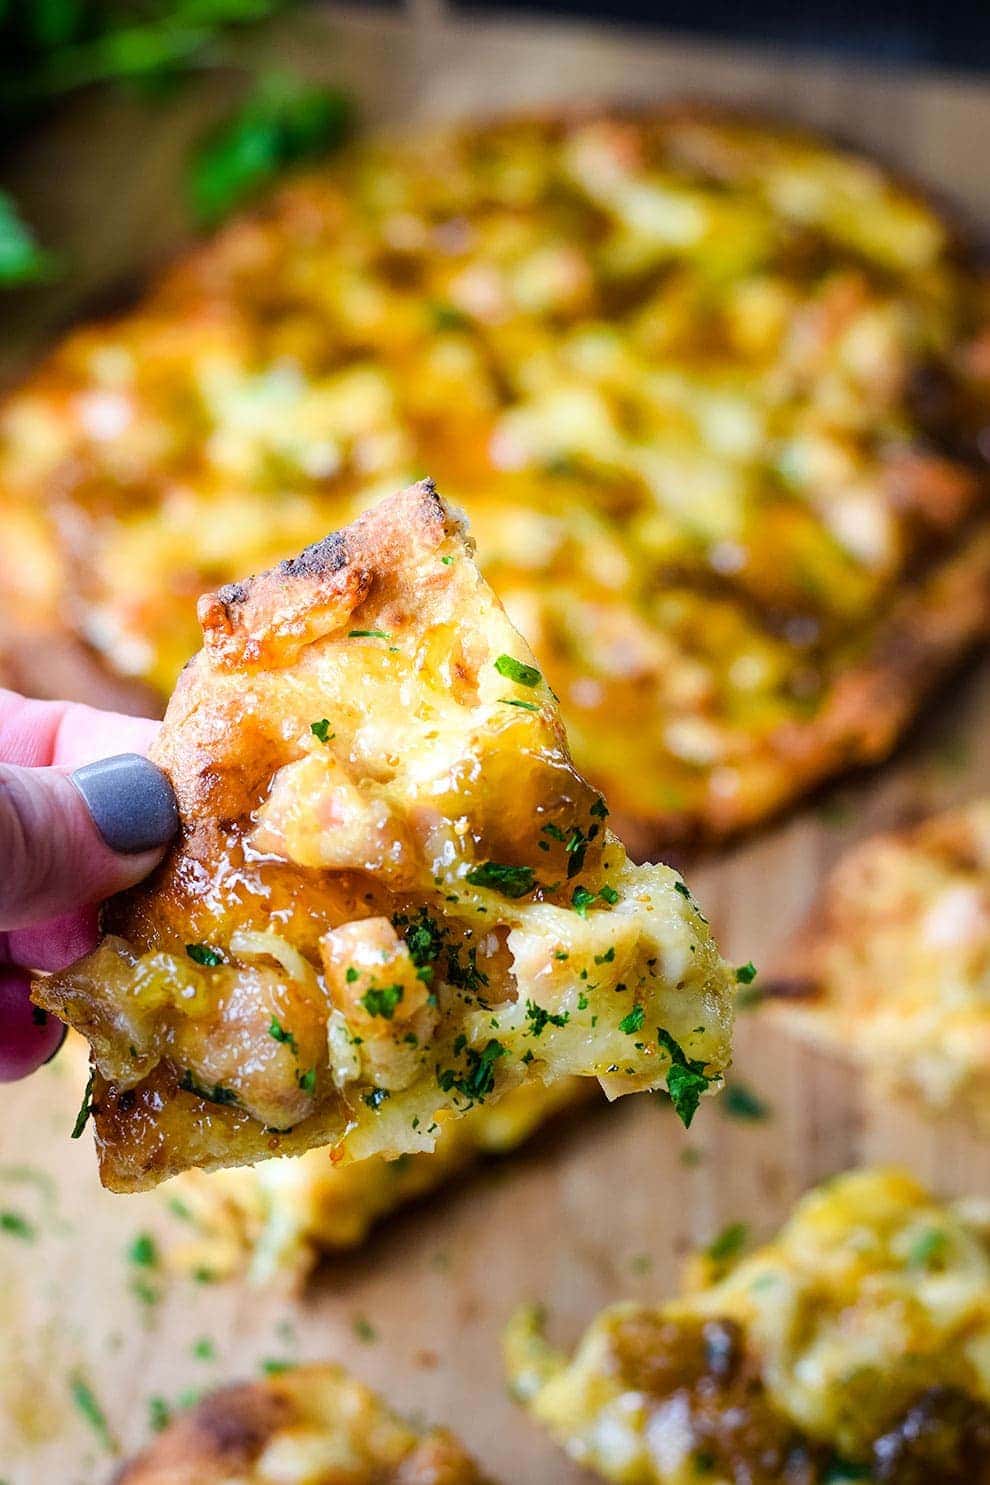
113;1364;493;1484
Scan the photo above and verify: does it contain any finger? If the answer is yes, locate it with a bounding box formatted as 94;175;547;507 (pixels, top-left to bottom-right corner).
0;688;160;771
0;756;178;931
0;966;66;1081
4;906;100;974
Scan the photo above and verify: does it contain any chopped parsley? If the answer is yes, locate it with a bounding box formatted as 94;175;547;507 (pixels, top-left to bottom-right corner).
268;1017;298;1053
705;1221;749;1264
310;717;334;743
437;1038;506;1103
361;984;404;1019
722;1082;770;1122
618;1005;645;1035
0;1210;34;1241
261;1358;294;1376
499;697;539;712
594;946;615;965
466;862;536;898
348;628;390;640
908;1227;948;1269
128;1233;158;1269
394;907;444;980
70;1373;114;1452
353;1316;377;1343
525;1000;570;1037
570;886;597;917
445;942;489;994
179;1070;239;1107
494;654;541;688
598;884;619;905
186;943;222;967
577;992;589;1010
658;1028;712;1129
70;1070;95;1139
297;1067;316;1094
735;961;758;985
148;1396;171;1433
191;1337;215;1361
363;1087;390;1111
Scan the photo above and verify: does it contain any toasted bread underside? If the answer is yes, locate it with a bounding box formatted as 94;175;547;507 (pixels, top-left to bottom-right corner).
113;1363;493;1484
506;1169;990;1482
3;109;989;851
36;482;733;1191
767;798;990;1121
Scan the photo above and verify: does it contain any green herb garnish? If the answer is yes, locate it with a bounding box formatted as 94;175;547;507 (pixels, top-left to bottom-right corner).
494;654;541;688
570;886;597;917
360;984;404;1019
190;75;351;226
363;1086;390;1111
658;1028;712;1129
348;628;390;640
705;1221;749;1264
269;1017;298;1053
70;1070;95;1139
525;1000;570;1037
186;943;221;967
297;1067;316;1094
908;1227;948;1269
499;698;539;712
437;1038;506;1103
128;1233;158;1268
179;1070;238;1106
310;718;333;743
618;1005;645;1035
70;1373;114;1452
598;884;619;905
466;862;536;898
735;962;758;985
722;1082;770;1122
0;1210;34;1241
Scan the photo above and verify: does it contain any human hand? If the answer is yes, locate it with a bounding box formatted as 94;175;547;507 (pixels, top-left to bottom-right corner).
0;690;178;1080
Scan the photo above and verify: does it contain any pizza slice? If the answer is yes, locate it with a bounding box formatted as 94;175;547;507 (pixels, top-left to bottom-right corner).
36;480;734;1191
766;798;990;1122
113;1363;493;1484
506;1168;990;1483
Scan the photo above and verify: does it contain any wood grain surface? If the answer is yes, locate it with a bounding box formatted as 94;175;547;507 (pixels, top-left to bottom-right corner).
1;10;989;1482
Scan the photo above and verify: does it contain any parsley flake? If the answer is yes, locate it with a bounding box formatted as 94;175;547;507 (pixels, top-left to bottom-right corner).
71;1070;95;1139
619;1005;645;1035
705;1221;749;1264
268;1017;298;1054
658;1028;712;1129
361;984;404;1019
348;628;391;640
494;654;541;688
735;962;758;985
186;943;222;967
525;1000;570;1037
310;718;334;743
499;698;539;712
466;862;536;898
570;886;597;917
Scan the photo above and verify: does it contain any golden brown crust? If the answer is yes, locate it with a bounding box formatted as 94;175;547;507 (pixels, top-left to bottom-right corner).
766;797;990;1119
112;1365;492;1484
2;107;987;851
36;481;733;1191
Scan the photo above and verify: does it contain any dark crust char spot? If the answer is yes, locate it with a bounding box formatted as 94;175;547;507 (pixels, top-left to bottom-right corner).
279;529;350;580
215;580;247;607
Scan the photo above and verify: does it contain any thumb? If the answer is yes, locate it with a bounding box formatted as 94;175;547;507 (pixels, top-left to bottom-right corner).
0;754;178;931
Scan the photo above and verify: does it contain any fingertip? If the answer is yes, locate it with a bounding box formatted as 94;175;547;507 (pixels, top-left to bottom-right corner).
0;967;67;1081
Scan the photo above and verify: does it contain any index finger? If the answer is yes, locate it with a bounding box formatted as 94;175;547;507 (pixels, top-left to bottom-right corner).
0;689;160;771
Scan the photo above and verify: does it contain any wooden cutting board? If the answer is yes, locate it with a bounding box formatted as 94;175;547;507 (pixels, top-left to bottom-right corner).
1;11;990;1481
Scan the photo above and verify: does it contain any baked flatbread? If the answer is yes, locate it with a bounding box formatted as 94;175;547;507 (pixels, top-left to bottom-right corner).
506;1168;990;1481
37;481;733;1191
113;1363;493;1484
